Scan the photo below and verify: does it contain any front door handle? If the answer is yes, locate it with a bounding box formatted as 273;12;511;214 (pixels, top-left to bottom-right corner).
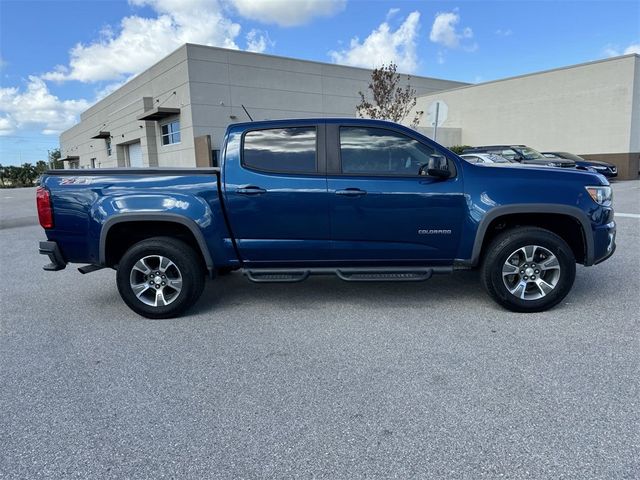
335;188;367;197
236;186;267;195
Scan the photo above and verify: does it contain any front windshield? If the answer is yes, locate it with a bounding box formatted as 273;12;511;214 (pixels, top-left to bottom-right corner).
517;147;546;160
557;152;584;162
487;154;511;163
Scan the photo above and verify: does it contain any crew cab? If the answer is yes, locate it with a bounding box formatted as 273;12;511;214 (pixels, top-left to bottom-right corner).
38;119;616;318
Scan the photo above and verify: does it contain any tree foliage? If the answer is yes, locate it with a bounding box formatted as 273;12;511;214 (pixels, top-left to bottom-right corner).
48;148;64;169
356;62;423;128
448;145;473;155
0;162;43;188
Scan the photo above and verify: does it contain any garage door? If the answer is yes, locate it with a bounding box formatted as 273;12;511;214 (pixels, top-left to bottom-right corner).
128;142;143;167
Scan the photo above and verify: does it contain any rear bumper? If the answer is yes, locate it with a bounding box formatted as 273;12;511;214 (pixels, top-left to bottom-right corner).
39;241;67;271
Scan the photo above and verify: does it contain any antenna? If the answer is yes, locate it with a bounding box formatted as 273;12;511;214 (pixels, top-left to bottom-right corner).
241;104;254;122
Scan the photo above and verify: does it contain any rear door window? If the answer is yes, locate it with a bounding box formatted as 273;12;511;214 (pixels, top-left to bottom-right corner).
243;127;317;174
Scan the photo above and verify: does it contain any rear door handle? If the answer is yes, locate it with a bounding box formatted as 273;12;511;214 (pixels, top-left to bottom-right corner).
335;188;367;197
236;186;266;195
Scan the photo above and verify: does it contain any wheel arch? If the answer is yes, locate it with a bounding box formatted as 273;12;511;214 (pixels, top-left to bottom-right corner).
99;213;214;272
467;204;593;267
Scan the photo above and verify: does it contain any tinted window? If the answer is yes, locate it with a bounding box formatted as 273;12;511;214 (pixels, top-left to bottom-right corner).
243;127;316;173
161;120;181;145
340;127;435;175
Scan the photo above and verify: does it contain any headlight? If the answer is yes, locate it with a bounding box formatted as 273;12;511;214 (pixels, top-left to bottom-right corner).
546;162;558;167
592;165;607;170
585;186;612;205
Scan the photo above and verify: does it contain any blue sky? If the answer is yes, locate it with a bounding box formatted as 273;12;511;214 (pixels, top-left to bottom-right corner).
1;0;638;165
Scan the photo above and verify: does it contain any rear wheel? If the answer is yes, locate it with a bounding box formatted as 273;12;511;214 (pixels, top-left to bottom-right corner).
116;237;205;318
481;227;576;312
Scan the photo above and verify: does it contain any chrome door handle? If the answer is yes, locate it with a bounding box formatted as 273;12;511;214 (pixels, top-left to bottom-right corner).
335;188;367;196
236;186;266;195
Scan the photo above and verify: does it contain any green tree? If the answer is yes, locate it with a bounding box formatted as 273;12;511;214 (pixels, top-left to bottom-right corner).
35;160;48;175
48;148;63;169
356;62;423;128
449;145;472;155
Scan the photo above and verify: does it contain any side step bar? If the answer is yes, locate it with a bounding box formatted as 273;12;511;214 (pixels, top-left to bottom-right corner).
244;266;452;283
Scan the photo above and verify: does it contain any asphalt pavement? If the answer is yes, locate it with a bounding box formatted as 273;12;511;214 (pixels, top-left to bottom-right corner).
1;182;639;479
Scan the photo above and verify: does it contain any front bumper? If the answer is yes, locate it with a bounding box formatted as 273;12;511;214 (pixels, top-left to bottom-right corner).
39;241;67;271
592;221;616;265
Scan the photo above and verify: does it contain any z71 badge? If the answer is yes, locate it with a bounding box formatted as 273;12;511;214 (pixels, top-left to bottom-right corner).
60;177;92;185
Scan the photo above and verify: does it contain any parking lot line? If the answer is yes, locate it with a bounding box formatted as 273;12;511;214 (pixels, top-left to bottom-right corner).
616;212;640;219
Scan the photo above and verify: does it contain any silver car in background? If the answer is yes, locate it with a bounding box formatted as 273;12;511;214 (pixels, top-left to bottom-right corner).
460;153;514;164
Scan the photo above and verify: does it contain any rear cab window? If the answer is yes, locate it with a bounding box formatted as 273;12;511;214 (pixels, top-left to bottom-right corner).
242;127;317;174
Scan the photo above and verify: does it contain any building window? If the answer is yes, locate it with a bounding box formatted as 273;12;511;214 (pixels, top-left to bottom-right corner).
339;127;435;176
242;127;317;174
90;158;96;168
106;138;112;156
161;120;181;145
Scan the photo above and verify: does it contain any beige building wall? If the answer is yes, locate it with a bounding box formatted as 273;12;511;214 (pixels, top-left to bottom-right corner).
60;45;196;169
185;44;466;153
60;43;467;169
410;54;639;179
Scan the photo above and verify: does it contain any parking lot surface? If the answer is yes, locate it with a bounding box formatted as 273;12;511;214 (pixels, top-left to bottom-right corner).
1;182;639;478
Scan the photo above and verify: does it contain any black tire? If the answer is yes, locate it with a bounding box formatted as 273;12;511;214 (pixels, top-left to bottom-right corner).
481;227;576;312
116;237;206;319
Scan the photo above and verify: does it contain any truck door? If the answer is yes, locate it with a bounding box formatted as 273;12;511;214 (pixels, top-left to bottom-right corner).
222;123;329;265
326;124;465;263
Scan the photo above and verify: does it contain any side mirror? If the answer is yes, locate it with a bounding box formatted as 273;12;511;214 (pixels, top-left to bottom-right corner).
420;154;450;178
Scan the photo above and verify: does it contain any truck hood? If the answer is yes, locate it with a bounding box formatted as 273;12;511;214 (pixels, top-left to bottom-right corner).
473;162;609;185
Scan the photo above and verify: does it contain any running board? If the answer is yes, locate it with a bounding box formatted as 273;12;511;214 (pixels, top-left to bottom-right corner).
244;266;451;284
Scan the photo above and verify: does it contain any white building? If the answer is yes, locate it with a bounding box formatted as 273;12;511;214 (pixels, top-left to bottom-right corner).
412;54;639;179
59;44;465;170
60;45;639;179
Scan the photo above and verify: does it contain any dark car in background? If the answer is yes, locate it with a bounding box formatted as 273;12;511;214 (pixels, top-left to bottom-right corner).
463;145;576;168
542;151;618;178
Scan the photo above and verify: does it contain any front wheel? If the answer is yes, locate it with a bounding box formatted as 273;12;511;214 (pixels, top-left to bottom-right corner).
116;237;205;319
481;227;576;312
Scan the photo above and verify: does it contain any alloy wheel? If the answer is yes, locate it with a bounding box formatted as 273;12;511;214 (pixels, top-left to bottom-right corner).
501;245;561;301
129;255;183;307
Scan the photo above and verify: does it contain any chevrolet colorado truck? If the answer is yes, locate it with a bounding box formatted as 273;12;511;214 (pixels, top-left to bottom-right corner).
38;119;616;318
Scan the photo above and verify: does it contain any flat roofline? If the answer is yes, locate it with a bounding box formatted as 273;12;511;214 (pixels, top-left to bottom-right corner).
183;43;470;84
422;53;640;97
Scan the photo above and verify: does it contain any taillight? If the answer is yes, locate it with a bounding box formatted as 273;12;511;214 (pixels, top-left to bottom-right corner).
36;186;54;229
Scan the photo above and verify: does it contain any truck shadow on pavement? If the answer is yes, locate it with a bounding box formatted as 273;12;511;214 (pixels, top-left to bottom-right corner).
186;266;604;317
190;269;489;315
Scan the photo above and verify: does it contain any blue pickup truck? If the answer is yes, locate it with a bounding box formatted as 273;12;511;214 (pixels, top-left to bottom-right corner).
38;119;616;318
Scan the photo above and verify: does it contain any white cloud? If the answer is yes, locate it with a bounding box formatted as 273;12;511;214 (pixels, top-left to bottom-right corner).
329;11;421;73
495;28;512;37
231;0;345;27
603;42;640;57
625;43;640;54
0;76;90;135
246;29;273;53
0;116;14;136
429;9;476;50
43;0;242;83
